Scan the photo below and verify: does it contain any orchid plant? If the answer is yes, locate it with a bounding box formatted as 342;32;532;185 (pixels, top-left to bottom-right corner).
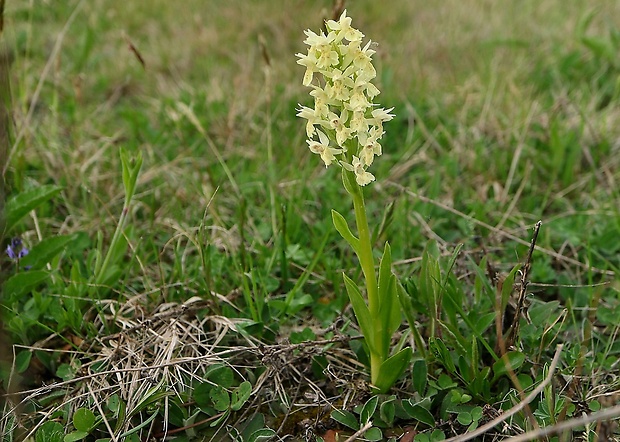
297;10;411;393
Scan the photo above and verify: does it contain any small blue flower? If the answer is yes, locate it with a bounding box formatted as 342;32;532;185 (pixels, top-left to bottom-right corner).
6;237;29;260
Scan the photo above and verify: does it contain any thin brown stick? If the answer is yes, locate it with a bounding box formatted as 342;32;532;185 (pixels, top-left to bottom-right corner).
505;220;541;348
444;344;563;442
331;0;346;21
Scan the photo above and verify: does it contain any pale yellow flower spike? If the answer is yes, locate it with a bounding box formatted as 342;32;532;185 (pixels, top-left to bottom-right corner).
297;9;393;186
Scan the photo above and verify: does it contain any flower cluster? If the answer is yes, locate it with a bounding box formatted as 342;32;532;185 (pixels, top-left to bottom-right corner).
297;10;394;186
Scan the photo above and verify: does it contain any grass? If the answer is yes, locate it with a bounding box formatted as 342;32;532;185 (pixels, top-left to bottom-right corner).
1;0;620;440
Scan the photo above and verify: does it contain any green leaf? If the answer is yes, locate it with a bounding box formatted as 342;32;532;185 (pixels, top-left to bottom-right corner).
373;347;412;394
5;185;62;233
194;382;213;409
247;428;277;442
342;273;375;354
412;359;427;395
529;300;561;326
457;411;472;426
63;431;88;442
73;408;95;432
380;398;396;426
290;327;316;344
100;235;128;280
431;429;446;441
15;350;32;374
4;271;49;300
167;400;186;427
377;243;393;298
471;406;483;421
402;400;435;427
210;385;230;411
209;409;230;428
119;410;158;438
360;396;379;424
205;364;235;388
331;210;359;253
119;147;143;202
458;356;474;383
377;244;401;355
20;234;77;271
398;281;427;358
500;265;520;313
365;427;383;441
429;338;455;373
56;363;76;381
107;394;121;414
240;413;267;441
436;373;457;390
230;381;252;411
36;421;64;442
331;409;359;430
419;241;441;308
473;312;496;335
492;351;526;381
341;166;361;198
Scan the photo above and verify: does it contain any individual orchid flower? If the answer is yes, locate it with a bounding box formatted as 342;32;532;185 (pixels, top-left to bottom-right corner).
326;10;364;43
296;105;322;137
328;108;352;146
296;51;319;86
358;127;383;166
342;155;375;186
308;129;343;166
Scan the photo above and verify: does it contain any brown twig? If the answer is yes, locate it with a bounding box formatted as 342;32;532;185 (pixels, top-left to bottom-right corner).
331;0;346;21
505;220;541;349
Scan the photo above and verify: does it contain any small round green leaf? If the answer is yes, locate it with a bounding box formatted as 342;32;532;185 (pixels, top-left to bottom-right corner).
107;394;120;413
430;429;446;442
56;363;75;381
457;411;472;426
205;364;235;388
73;408;95;432
471;406;483;421
210;385;230;411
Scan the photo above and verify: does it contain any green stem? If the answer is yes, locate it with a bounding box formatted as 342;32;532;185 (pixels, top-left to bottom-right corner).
95;201;130;286
344;169;382;384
